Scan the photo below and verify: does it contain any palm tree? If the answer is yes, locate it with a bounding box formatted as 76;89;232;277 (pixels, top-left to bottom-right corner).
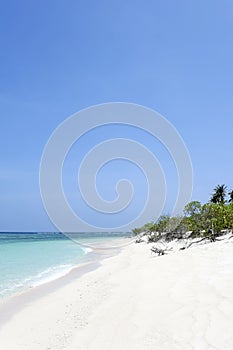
210;184;227;204
229;190;233;203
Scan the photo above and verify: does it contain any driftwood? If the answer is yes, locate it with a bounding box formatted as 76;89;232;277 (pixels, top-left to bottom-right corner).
135;238;143;244
151;246;166;256
187;237;207;248
149;232;233;257
186;234;221;248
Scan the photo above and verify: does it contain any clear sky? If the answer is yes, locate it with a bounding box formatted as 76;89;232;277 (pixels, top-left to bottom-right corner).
0;0;233;231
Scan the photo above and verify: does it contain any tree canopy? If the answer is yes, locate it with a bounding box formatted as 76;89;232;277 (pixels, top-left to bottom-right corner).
133;184;233;238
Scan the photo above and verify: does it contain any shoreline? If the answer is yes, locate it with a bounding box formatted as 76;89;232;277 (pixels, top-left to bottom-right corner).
0;244;122;328
0;233;132;302
1;238;233;349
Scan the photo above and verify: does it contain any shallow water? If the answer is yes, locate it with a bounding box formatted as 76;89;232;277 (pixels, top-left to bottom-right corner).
0;232;129;298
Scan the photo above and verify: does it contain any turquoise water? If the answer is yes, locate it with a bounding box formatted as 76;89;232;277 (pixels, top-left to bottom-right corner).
0;232;129;298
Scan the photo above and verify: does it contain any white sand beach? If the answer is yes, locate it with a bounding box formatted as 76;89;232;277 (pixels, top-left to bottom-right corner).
1;239;233;349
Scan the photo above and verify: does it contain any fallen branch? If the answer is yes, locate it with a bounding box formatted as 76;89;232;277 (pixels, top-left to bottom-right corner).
186;234;222;248
151;246;166;256
187;237;208;248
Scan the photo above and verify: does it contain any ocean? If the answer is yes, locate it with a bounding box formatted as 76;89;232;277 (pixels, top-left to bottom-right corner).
0;232;130;298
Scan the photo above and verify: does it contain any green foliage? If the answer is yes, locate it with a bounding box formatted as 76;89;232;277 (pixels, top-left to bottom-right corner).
200;203;228;234
183;201;202;234
184;201;202;217
132;185;233;238
132;221;156;235
225;203;233;229
210;184;227;204
155;215;170;233
229;190;233;203
132;227;144;235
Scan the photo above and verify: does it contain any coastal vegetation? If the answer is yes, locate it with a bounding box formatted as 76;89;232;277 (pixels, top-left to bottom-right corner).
132;184;233;242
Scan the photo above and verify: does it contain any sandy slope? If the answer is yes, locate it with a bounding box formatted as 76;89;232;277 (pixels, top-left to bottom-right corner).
1;240;233;349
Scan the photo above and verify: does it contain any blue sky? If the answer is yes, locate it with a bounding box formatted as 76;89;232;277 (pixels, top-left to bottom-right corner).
0;0;233;231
